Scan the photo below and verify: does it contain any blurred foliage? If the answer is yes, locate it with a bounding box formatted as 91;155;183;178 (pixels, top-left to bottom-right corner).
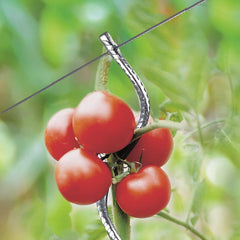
0;0;240;239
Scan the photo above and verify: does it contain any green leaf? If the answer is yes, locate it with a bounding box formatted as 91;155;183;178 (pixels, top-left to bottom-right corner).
126;0;212;112
159;100;188;114
142;65;191;110
86;220;107;240
171;190;184;213
190;215;199;226
85;206;113;240
46;186;72;238
185;143;203;183
191;181;206;215
72;205;98;235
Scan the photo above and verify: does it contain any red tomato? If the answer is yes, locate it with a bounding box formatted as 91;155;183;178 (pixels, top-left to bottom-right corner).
44;108;79;160
127;125;173;167
73;91;136;154
55;148;112;205
116;166;171;218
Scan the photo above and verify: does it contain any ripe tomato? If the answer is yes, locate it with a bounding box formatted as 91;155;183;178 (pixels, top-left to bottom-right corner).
127;125;173;167
44;108;79;160
73;91;136;154
55;148;112;205
116;166;171;218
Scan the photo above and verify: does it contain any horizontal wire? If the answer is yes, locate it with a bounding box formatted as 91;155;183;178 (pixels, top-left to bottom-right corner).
1;53;107;114
119;0;207;48
1;0;207;114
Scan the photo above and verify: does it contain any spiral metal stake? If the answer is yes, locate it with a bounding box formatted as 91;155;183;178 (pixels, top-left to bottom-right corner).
96;32;150;240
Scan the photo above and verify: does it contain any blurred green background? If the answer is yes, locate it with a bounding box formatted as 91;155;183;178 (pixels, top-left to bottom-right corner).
0;0;240;239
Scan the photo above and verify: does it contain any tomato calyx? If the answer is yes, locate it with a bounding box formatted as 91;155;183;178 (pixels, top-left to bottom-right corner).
113;153;136;171
107;152;141;184
112;171;129;184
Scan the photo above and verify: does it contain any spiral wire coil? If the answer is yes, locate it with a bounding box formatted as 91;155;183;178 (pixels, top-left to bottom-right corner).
96;32;150;240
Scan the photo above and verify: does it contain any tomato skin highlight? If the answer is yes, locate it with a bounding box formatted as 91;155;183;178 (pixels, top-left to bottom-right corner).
44;108;79;160
73;91;136;154
55;148;112;205
116;166;171;218
127;126;173;167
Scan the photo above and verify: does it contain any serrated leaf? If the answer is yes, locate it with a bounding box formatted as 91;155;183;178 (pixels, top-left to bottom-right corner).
72;205;97;235
190;215;199;226
171;190;184;213
142;65;191;110
127;0;212;112
86;220;107;240
185;143;203;183
85;206;113;240
191;181;206;215
159;100;188;114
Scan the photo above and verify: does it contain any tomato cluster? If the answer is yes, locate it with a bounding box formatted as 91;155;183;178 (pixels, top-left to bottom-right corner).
45;91;135;205
44;90;173;217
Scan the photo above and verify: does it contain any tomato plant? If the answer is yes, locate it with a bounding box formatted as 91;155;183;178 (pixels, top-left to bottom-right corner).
2;0;233;239
127;125;173;167
116;166;171;218
55;148;112;205
73;91;136;154
44;108;79;160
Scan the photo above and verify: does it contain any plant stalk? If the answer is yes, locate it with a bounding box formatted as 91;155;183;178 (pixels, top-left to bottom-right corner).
156;212;207;240
95;48;112;91
112;184;130;240
133;120;184;141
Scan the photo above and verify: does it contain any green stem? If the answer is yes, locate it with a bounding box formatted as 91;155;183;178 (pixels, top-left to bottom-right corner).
133;120;184;141
112;184;130;240
225;51;236;117
156;212;207;240
183;119;225;141
195;112;204;146
133;119;226;144
95;48;112;91
185;185;198;224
